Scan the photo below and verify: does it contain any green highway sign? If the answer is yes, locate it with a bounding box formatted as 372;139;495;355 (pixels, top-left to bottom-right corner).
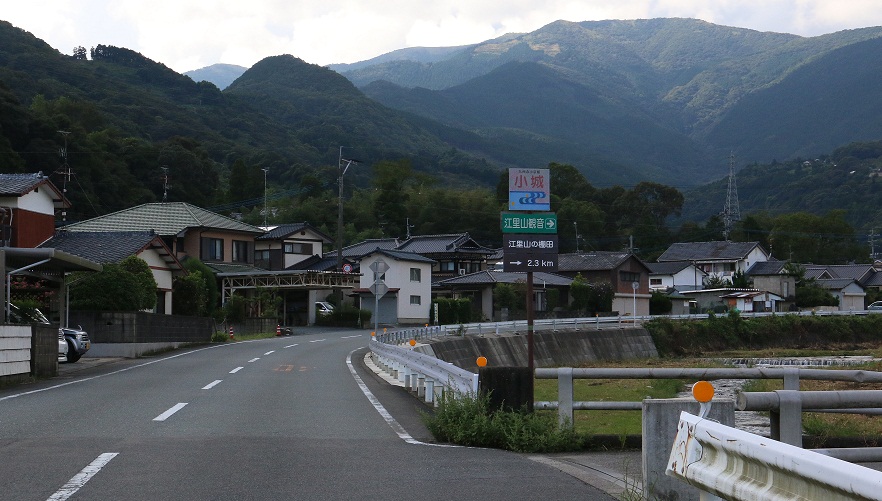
501;212;557;234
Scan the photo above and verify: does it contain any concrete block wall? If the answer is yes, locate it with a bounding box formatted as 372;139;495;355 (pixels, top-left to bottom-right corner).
423;328;659;370
69;311;213;343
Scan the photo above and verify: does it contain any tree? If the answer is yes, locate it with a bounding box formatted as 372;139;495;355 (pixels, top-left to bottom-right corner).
70;257;157;311
649;291;673;315
172;271;207;316
180;258;218;314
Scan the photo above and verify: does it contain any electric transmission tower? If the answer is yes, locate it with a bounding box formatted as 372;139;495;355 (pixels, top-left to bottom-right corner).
721;152;741;241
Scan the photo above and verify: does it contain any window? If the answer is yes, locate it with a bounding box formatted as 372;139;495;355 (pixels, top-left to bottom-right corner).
410;268;421;282
232;240;250;263
202;238;223;261
410;295;421;305
439;261;455;272
284;242;312;254
619;270;640;283
650;278;662;286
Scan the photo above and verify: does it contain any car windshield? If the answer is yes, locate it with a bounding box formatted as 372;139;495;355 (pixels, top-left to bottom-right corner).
7;304;50;324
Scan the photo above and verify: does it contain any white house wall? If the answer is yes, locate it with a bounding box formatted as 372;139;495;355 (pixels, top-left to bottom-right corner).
138;249;174;314
359;255;432;324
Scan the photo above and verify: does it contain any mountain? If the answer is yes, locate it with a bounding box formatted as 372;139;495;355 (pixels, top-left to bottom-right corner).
185;63;247;90
339;19;882;184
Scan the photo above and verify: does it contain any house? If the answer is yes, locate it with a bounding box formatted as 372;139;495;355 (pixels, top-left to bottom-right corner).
657;241;770;283
355;249;435;325
41;230;184;314
719;290;785;313
557;251;651;316
0;172;69;247
61;201;265;266
803;264;872;310
815;278;866;311
395;233;495;281
647;261;706;292
254;222;333;270
434;270;572;321
745;260;796;308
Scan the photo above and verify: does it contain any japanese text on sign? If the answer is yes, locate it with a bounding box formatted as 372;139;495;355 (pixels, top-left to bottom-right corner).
508;168;550;211
507;239;556;250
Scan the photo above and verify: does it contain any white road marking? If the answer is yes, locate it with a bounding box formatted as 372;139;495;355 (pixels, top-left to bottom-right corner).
46;452;118;501
309;339;326;343
264;350;275;355
284;344;299;348
202;380;222;390
341;335;362;339
153;403;188;421
345;349;454;448
230;367;244;373
248;358;260;363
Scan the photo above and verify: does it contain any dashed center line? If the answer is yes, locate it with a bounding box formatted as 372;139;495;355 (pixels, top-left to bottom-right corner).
202;380;222;390
264;350;275;355
230;367;244;373
341;335;362;339
46;452;119;501
153;403;188;422
248;358;260;363
309;339;326;343
284;344;299;348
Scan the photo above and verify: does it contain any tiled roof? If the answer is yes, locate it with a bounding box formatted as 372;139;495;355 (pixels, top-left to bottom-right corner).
256;222;332;242
360;248;436;264
0;173;48;196
745;260;788;276
287;255;348;272
396;233;493;255
558;252;631;272
326;238;400;258
61;202;263;235
658;241;765;262
41;230;179;269
434;270;572;287
815;278;859;290
205;262;269;274
824;264;875;282
647;261;694;275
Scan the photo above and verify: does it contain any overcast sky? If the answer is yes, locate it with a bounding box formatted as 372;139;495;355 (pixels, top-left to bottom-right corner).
5;1;882;74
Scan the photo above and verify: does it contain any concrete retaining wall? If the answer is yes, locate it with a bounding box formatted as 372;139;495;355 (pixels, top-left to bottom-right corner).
419;328;658;370
69;311;213;358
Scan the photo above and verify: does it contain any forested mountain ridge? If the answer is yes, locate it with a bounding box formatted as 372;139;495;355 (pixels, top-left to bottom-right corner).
0;21;497;221
341;19;882;184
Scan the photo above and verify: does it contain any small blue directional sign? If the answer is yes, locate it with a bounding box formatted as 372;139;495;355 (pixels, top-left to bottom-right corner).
508;168;550;211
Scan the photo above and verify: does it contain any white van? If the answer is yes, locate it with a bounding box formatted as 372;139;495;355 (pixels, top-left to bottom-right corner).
315;301;335;316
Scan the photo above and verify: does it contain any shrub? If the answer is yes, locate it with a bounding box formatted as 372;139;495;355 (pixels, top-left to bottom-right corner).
316;304;371;327
423;391;588;453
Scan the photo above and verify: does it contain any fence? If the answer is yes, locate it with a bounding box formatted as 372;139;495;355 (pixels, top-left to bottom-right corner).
667;411;882;500
368;338;478;406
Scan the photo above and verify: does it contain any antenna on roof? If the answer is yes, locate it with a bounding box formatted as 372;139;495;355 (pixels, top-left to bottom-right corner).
405;218;414;239
721;152;741;241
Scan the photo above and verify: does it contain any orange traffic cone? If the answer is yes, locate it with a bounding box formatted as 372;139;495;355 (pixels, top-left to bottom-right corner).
229;326;234;339
276;324;281;336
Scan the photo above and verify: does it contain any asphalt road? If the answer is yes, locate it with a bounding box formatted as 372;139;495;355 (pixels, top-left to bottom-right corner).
0;329;613;500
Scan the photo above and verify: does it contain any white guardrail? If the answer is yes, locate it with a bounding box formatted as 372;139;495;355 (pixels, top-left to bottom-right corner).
368;338;478;406
375;309;875;342
667;411;882;500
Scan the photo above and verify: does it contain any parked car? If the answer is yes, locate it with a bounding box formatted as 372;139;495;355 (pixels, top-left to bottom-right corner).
7;303;90;363
869;301;882;311
58;330;69;362
61;326;90;363
315;301;335;316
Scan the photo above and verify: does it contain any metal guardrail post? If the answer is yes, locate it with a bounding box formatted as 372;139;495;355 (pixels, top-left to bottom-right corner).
558;367;573;427
775;390;803;446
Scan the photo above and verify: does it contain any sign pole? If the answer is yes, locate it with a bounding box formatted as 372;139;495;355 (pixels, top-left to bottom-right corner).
526;271;534;372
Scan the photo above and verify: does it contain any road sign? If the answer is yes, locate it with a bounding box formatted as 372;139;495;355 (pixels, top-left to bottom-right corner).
502;253;558;272
369;260;389;274
508;168;550;211
342;263;353;273
501;212;557;234
504;234;559;254
369;282;389;298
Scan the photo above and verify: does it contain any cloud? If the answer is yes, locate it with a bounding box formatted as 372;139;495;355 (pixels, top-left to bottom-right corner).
4;0;882;73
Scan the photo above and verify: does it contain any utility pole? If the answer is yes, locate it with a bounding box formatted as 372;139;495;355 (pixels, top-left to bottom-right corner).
262;168;269;228
336;147;359;305
405;218;414;239
722;152;741;241
55;131;72;221
160;166;171;203
573;222;581;252
870;228;877;260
